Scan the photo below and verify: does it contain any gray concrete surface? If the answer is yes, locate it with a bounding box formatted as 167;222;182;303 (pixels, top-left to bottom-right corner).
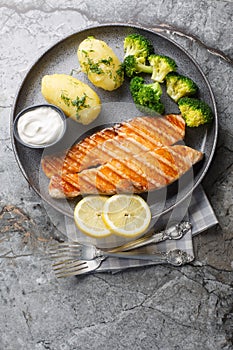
0;1;233;349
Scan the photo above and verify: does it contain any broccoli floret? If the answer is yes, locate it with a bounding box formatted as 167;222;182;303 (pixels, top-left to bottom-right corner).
148;54;177;83
165;72;198;102
129;76;164;115
178;97;213;127
136;85;164;114
129;76;144;98
124;33;154;60
123;55;153;78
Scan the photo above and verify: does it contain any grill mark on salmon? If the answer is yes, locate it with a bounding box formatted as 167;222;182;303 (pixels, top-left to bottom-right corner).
127;116;181;145
41;114;185;178
41;127;118;177
49;145;203;198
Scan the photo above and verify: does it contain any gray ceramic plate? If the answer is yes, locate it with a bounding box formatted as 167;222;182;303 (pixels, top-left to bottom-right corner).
11;24;218;219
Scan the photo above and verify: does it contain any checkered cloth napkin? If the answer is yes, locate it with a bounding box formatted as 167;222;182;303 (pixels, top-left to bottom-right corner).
65;185;218;272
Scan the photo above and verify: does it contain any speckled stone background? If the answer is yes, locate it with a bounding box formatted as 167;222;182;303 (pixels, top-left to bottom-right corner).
0;1;232;349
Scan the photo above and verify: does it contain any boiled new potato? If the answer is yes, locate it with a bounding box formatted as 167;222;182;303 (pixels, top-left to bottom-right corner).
41;74;101;125
77;36;124;91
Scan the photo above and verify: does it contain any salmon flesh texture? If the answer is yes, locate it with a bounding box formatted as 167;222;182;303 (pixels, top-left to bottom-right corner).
49;145;203;198
41;114;186;178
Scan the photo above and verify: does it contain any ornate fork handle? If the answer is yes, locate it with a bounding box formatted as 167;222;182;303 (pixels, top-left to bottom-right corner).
108;221;192;253
98;248;194;266
162;249;194;266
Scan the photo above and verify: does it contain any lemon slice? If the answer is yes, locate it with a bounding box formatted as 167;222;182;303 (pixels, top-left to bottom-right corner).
74;196;112;238
102;194;151;238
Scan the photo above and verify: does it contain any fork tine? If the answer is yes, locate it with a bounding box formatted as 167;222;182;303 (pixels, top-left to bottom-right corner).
53;259;87;270
49;248;82;260
53;257;106;278
49;243;83;260
49;243;82;252
50;241;81;248
52;259;77;268
50;245;82;251
49;249;82;256
49;242;81;252
54;260;90;278
55;267;88;278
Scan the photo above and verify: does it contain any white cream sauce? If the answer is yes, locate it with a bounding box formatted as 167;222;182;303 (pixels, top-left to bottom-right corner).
17;106;64;146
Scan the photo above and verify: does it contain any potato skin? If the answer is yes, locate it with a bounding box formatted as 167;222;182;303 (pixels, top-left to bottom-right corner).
41;74;101;125
77;37;124;91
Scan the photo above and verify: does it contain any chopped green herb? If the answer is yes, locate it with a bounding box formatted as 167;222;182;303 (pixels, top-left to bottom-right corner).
87;58;104;74
100;57;113;65
71;94;90;119
113;64;125;87
116;64;124;78
61;92;71;106
61;92;90;119
71;94;88;108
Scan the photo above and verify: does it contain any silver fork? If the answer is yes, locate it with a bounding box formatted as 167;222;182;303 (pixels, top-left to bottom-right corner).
49;220;191;260
52;248;194;278
49;241;194;263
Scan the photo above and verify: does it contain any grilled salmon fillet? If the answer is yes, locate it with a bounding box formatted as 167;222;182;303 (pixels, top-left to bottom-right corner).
49;145;203;198
41;114;185;178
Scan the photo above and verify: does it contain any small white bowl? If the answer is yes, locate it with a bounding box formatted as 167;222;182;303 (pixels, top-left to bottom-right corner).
13;104;67;148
